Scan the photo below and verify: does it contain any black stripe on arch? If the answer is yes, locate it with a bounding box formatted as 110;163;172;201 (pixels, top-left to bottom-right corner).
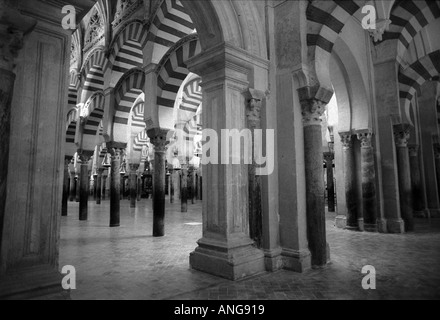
427;0;440;19
334;0;360;15
411;60;432;81
390;14;407;27
113;116;129;125
399;91;413;100
83;129;98;135
157;97;175;108
307;34;334;53
306;5;344;34
429;51;440;74
398;73;417;87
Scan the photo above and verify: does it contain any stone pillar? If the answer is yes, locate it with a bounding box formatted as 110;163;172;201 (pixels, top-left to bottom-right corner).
75;175;80;202
62;157;71;217
358;131;378;232
93;174;98;200
129;164;139;208
394;125;414;232
78;152;92;221
173;170;181;201
300;95;329;267
340;133;357;230
180;161;188;213
148;129;169;237
137;176;142;202
187;44;265;280
434;144;440;207
324;153;335;213
96;168;104;205
69;172;76;202
245;90;264;248
169;172;174;203
102;174;108;200
109;147;124;227
408;145;426;218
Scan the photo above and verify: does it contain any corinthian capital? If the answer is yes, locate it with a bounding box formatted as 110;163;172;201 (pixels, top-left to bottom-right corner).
301;99;326;127
393;124;411;148
357;130;374;148
148;128;170;153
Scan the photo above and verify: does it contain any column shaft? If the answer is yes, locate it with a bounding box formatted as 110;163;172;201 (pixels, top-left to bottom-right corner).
79;162;89;221
394;125;414;232
341;134;358;230
358;132;377;232
324;153;335;213
301;98;328;267
181;165;188;213
110;149;122;227
62;158;70;216
129;164;139;208
96;169;103;205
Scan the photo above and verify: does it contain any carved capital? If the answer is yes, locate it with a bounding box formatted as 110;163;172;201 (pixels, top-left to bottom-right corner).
367;19;392;42
109;148;123;161
77;150;94;163
0;25;24;70
129;163;140;172
357;131;373;148
148;128;170;153
393;124;411;148
434;144;440;160
340;133;353;149
324;152;334;162
301;99;326;127
243;88;265;127
408;145;419;158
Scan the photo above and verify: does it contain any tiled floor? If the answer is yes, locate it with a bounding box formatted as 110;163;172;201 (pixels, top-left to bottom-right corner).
60;199;440;300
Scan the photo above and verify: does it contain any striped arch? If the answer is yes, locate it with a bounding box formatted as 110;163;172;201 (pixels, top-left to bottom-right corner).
130;101;146;132
105;21;148;80
180;77;202;114
80;49;106;103
113;69;145;142
306;1;368;90
68;70;80;110
146;0;195;64
156;34;202;129
399;50;440;124
66;108;78;145
133;130;150;152
182;114;202;142
382;0;440;64
83;92;105;150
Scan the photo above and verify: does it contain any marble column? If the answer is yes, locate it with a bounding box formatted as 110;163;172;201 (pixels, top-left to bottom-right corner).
62;157;71;217
301;97;328;267
245;92;263;248
75;175;80;203
434;144;440;207
129;164;139;208
148;129;169;237
102;174;108;200
78;152;92;221
180;161;188;213
93;174;98;200
69;172;76;202
394;124;414;232
137;176;142;202
409;145;426;218
96;168;104;205
340;133;358;230
109;147;123;228
358;131;378;232
169;172;174;203
324;152;335;213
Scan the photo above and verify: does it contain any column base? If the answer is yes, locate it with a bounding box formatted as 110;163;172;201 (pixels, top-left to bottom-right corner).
377;219;388;233
281;248;311;273
190;237;265;281
263;248;283;272
387;218;405;233
357;218;365;232
335;215;347;229
428;209;440;218
364;223;378;232
0;265;68;300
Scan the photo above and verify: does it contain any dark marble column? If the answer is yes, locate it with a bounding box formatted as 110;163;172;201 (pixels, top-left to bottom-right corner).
358;131;378;232
324;152;335;213
78;152;92;221
75;175;80;203
96;168;104;205
62;157;71;217
340;133;358;230
148;129;169;237
245;93;263;248
301;97;328;267
394;124;414;232
434;144;440;207
69;171;76;202
93;174;98;200
109;148;123;227
102;174;108;200
409;145;426;218
129;164;139;208
169;172;174;204
137;176;142;202
180;161;188;213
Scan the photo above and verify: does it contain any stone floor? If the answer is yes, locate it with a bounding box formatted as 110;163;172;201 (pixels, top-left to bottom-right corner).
60;199;440;300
